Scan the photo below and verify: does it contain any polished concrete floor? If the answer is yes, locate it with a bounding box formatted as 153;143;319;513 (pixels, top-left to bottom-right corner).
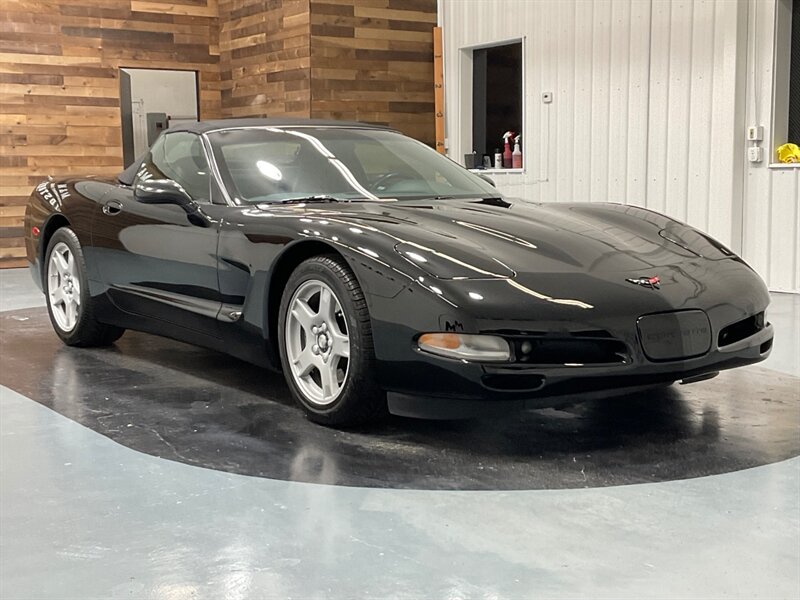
1;267;798;598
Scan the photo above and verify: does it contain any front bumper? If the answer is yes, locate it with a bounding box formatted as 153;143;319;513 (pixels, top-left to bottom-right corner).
362;249;774;419
377;320;773;420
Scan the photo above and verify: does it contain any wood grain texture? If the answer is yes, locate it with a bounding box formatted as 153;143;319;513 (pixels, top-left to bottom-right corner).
219;0;436;141
433;25;444;153
0;0;221;267
309;0;436;144
219;0;311;118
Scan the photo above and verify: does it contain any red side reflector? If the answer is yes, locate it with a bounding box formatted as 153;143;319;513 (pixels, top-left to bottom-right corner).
31;226;40;237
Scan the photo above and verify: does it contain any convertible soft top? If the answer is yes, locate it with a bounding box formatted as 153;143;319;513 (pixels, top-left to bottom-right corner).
167;117;392;134
117;118;393;185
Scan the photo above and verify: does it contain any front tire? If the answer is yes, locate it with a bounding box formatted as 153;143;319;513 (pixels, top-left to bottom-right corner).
44;227;124;347
278;255;386;426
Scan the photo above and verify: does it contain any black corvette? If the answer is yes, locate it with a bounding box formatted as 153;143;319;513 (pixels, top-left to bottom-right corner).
24;118;774;425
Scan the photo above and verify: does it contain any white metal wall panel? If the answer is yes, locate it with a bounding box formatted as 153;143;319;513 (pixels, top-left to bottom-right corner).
555;0;576;202
742;0;800;293
645;0;672;216
666;1;694;223
590;0;612;201
442;0;654;205
572;0;595;202
704;0;747;251
626;1;653;207
441;0;798;292
607;0;631;204
685;0;715;230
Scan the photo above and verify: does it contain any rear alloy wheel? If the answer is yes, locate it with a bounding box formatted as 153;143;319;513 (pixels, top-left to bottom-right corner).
47;241;81;333
44;227;125;347
278;255;385;426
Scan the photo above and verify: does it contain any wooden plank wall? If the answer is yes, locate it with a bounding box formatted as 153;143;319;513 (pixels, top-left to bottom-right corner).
309;0;437;145
219;0;312;118
0;0;221;268
218;0;437;138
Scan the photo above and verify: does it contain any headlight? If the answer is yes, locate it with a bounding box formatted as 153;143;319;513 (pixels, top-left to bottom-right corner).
418;333;510;362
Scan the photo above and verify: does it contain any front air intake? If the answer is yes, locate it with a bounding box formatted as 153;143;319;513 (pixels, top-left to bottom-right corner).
506;335;629;366
718;312;765;347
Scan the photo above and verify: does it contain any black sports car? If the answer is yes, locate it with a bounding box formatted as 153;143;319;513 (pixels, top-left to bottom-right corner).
24;118;774;425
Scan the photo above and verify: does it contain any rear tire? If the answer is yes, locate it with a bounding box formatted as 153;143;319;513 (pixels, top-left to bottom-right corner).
44;227;125;347
278;255;386;426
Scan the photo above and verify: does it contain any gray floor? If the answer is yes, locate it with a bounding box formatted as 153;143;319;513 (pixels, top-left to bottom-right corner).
1;268;799;599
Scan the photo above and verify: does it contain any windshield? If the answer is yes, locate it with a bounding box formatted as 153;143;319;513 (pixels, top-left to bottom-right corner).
206;127;498;203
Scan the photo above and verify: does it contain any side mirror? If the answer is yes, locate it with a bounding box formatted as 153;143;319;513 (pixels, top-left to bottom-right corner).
134;179;193;208
476;173;496;188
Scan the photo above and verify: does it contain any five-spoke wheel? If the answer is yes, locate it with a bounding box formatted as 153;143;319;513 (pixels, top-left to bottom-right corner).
44;227;124;347
47;241;81;332
285;279;351;405
278;255;386;426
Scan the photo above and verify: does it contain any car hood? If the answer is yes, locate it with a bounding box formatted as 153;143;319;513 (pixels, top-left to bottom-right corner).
325;198;721;280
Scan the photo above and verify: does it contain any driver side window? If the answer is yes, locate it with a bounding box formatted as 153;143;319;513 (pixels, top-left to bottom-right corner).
135;132;211;203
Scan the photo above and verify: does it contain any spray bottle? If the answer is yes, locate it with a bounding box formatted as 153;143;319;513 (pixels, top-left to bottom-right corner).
502;131;514;168
512;135;522;168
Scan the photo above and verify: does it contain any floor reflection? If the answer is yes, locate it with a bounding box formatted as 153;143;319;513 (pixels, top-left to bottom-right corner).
2;308;798;490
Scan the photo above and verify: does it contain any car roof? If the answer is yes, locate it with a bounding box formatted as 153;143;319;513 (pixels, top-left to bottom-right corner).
167;118;394;134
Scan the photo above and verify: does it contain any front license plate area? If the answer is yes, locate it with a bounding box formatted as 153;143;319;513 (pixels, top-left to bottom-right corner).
637;310;712;361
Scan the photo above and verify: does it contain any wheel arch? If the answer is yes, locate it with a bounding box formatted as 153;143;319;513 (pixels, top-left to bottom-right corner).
38;213;71;287
265;239;357;366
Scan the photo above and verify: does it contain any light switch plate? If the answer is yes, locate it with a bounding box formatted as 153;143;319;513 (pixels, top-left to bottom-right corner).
747;146;763;163
747;126;764;141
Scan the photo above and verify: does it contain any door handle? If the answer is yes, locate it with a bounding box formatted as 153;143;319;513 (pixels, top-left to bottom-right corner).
102;200;123;216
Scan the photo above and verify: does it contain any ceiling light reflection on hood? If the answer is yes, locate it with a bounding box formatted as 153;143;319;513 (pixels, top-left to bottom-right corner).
405;251;428;263
358;247;379;258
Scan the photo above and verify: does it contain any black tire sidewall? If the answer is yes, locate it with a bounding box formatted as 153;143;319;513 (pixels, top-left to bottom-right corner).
278;256;379;422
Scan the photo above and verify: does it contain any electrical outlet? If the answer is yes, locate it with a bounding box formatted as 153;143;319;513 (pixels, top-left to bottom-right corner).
747;126;764;141
542;92;553;104
747;146;763;163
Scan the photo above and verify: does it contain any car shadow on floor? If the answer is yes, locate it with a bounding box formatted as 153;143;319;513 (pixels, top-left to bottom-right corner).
2;309;798;490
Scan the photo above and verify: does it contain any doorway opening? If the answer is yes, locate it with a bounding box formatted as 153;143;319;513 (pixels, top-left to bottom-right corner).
119;68;199;168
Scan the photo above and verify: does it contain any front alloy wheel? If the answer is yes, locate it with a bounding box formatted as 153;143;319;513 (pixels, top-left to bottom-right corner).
278;255;385;426
285;279;351;405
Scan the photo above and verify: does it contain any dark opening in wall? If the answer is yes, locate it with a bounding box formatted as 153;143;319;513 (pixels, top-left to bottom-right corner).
789;0;800;143
472;41;522;167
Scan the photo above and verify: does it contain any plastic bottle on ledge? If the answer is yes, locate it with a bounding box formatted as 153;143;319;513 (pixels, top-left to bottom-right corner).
494;148;502;169
502;131;514;168
512;135;522;169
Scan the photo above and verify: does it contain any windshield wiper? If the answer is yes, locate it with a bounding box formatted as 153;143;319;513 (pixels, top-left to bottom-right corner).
429;195;505;202
278;195;343;204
